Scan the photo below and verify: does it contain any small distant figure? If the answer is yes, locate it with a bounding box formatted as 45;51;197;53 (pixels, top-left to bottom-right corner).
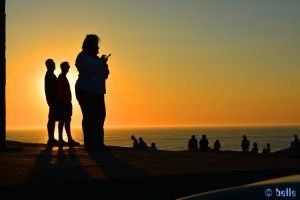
57;62;80;146
131;135;139;148
241;135;250;152
199;134;210;150
251;142;258;154
138;137;148;149
150;142;158;152
293;135;300;149
290;141;295;149
213;139;221;151
262;143;271;155
188;135;198;151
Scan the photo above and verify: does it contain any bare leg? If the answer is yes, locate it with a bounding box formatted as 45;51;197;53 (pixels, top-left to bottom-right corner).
47;119;56;141
58;121;64;142
65;121;72;141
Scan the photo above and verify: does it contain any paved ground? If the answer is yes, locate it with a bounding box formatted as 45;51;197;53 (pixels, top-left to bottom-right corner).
1;141;300;199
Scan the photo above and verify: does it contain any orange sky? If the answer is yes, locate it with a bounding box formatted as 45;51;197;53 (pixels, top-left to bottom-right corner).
5;1;300;129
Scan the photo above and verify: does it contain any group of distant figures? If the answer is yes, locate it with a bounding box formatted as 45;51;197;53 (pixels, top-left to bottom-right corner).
129;134;300;154
188;134;300;154
131;135;157;152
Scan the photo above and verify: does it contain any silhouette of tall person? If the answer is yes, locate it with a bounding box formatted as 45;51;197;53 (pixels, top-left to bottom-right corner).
44;59;59;146
75;34;110;151
57;62;80;146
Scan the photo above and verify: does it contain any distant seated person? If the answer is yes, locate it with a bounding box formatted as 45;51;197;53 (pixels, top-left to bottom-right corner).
293;135;300;149
290;141;295;149
199;134;210;150
251;142;258;154
213;139;221;151
131;135;139;149
188;135;198;151
138;137;148;149
241;135;250;152
262;143;271;155
150;142;158;152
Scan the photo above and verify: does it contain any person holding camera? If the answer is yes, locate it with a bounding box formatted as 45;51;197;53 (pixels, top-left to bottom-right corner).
75;34;110;151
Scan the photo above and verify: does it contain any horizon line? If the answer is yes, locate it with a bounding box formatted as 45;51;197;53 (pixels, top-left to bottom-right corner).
6;123;300;130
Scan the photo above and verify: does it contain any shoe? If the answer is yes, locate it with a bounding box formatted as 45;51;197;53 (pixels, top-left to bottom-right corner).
68;140;80;146
47;139;59;146
58;140;68;146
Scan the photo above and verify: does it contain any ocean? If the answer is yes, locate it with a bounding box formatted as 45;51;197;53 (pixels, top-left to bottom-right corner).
6;125;300;152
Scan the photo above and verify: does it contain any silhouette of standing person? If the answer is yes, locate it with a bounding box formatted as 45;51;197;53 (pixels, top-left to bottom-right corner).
131;135;139;148
57;62;80;146
44;59;59;146
241;135;250;152
188;135;198;151
75;34;110;151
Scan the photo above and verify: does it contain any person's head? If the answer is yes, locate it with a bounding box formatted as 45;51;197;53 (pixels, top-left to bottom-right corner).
202;134;206;139
294;135;298;139
60;62;70;74
151;142;156;147
243;135;247;139
82;34;100;56
253;142;258;147
45;59;55;71
131;135;136;140
267;143;270;148
139;137;143;142
191;135;195;139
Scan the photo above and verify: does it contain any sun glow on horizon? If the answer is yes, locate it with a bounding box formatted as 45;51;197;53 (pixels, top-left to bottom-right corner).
5;1;300;129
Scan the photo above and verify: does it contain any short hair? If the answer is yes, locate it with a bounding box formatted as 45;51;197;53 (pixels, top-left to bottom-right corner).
45;59;54;67
60;62;70;70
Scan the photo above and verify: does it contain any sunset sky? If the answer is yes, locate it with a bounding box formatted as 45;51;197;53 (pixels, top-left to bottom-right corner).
5;0;300;129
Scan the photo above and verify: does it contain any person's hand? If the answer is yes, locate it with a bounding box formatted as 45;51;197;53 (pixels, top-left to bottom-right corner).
100;55;108;63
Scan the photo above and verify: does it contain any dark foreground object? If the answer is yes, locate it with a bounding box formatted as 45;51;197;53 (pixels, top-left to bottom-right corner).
178;174;300;200
2;169;300;200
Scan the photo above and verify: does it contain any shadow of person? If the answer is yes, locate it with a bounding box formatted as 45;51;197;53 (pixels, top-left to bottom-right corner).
85;148;146;178
19;145;93;199
84;148;161;199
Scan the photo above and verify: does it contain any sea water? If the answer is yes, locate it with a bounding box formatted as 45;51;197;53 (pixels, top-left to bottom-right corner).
6;126;300;152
